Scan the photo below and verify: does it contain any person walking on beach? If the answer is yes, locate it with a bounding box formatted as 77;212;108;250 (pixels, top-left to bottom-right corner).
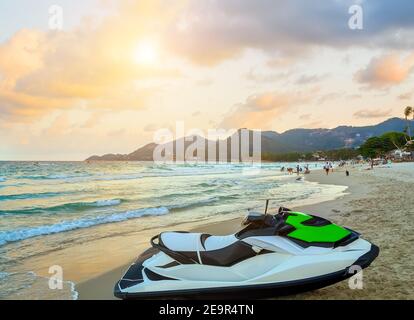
296;165;300;175
324;162;330;175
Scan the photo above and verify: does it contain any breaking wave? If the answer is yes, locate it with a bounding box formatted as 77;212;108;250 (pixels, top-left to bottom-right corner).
0;206;169;246
0;199;123;215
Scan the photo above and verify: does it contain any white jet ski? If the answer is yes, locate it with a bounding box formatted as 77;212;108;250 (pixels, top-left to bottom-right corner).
114;201;379;299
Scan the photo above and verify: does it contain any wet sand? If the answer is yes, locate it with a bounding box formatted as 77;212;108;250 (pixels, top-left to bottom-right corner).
77;165;414;300
76;219;242;300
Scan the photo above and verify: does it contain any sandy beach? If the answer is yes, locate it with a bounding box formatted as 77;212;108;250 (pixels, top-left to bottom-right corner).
76;164;414;300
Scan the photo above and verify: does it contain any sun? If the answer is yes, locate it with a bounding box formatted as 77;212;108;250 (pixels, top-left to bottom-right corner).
133;40;158;66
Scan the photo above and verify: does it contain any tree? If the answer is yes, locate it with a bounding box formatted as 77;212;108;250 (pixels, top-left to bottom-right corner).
381;132;408;150
261;149;358;162
358;131;409;158
404;106;413;141
359;136;385;158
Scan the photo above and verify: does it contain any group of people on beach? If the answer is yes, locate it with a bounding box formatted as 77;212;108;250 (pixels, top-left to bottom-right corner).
281;161;352;177
281;164;311;175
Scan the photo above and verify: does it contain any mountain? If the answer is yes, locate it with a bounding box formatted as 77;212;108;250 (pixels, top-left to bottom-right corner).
85;117;412;161
276;117;411;152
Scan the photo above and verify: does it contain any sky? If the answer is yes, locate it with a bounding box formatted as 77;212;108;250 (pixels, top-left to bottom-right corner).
1;0;414;160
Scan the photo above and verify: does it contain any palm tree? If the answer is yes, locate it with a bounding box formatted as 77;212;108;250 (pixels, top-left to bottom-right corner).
404;106;413;141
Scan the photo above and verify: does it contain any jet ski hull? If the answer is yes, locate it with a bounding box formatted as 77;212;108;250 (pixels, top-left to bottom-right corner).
114;244;379;300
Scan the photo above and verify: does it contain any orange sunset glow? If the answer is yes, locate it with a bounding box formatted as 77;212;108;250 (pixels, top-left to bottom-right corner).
0;0;413;160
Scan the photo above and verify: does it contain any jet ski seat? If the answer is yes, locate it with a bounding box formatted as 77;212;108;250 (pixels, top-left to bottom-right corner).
152;231;259;266
160;232;238;252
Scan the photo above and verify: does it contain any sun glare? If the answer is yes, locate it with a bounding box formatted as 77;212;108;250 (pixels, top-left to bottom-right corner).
133;40;158;66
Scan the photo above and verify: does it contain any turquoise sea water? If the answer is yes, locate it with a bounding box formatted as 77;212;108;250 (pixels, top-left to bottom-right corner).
0;161;345;299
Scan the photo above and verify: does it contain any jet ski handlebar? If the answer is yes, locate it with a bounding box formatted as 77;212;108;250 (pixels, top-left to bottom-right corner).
242;213;277;228
242;205;292;226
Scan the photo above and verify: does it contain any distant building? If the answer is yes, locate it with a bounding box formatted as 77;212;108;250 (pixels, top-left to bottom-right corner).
388;149;412;160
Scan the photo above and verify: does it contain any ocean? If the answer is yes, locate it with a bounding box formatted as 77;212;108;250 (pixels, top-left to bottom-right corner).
0;161;347;299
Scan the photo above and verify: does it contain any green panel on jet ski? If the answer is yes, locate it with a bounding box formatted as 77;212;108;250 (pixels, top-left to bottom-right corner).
286;212;351;243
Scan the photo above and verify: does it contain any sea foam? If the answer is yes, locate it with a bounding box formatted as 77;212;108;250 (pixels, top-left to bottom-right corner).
94;199;122;207
0;206;169;246
0;198;123;215
0;271;79;300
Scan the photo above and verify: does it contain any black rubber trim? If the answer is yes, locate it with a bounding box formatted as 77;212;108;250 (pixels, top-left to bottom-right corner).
123;264;144;281
117;264;178;290
114;244;379;300
144;269;178;281
200;234;211;250
301;216;331;227
118;263;145;290
352;244;380;269
287;236;334;248
157;261;180;269
236;226;278;239
119;279;143;290
258;249;274;255
333;231;359;248
276;224;296;237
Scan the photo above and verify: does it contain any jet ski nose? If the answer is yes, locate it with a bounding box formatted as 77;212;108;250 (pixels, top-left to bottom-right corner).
354;244;380;269
113;281;123;299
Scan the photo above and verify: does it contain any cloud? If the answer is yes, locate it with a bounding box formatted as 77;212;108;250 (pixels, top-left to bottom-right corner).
80;112;103;129
353;108;392;119
295;73;329;85
245;68;288;83
42;114;72;136
196;78;213;86
166;0;414;65
220;91;310;129
301;120;323;129
0;0;182;121
2;0;414;124
398;91;413;100
346;94;362;100
354;53;414;89
317;92;343;104
143;122;175;133
143;123;158;132
266;56;298;68
299;114;311;120
107;128;126;137
0;29;46;88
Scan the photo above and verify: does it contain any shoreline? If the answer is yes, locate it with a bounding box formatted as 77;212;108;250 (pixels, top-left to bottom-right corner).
76;167;369;300
3;162;350;300
15;162;409;300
